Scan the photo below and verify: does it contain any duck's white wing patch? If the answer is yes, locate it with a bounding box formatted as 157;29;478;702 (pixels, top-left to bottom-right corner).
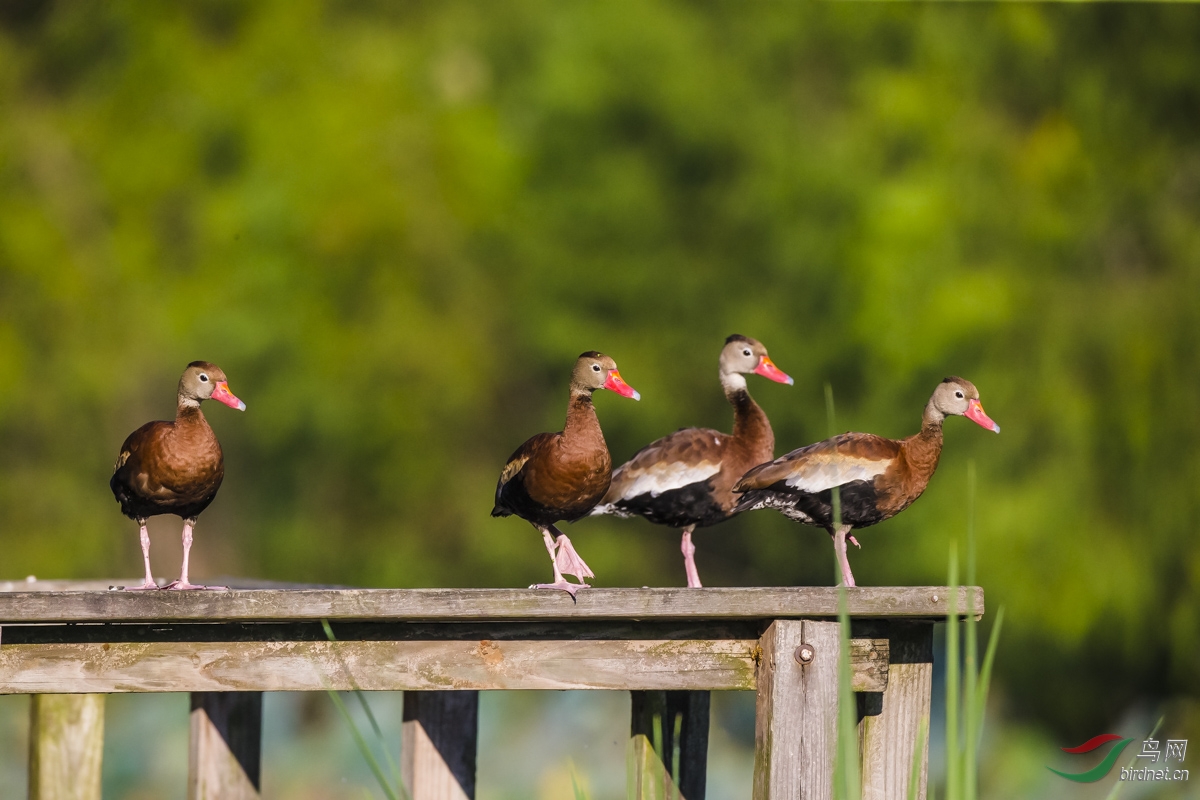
616;460;722;500
784;457;889;493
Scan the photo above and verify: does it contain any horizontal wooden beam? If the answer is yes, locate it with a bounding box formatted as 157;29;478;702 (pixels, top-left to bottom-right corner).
0;636;888;694
0;586;983;624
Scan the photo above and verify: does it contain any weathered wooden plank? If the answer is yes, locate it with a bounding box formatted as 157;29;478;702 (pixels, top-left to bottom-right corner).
28;694;105;800
0;620;768;646
1;578;352;593
0;586;983;624
0;638;759;694
189;692;262;800
402;691;478;800
859;624;934;800
630;690;710;799
0;635;891;695
753;620;841;800
848;639;888;694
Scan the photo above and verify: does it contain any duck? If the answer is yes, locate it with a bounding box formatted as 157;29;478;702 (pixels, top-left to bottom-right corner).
492;351;640;597
589;335;792;587
733;377;999;587
110;361;246;590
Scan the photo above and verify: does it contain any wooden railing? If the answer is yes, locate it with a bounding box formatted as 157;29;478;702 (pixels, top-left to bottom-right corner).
0;581;983;800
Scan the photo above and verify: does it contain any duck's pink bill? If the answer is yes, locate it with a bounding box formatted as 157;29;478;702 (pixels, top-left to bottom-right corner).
211;381;247;411
965;399;999;433
754;356;794;385
603;370;641;401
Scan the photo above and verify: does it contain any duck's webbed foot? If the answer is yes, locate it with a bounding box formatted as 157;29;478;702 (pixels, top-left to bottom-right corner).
550;529;595;582
530;526;590;599
121;579;160;591
530;579;589;598
162;581;229;591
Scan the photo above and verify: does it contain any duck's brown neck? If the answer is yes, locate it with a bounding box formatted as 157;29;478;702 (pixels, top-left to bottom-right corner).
175;398;210;428
563;390;604;447
903;411;945;483
726;380;773;455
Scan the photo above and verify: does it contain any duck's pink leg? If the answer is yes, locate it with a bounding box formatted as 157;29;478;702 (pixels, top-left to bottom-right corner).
123;520;159;591
164;519;227;591
681;526;702;588
530;525;590;598
833;524;857;588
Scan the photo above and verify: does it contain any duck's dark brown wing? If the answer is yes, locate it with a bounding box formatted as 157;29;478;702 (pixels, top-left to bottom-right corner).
491;432;558;519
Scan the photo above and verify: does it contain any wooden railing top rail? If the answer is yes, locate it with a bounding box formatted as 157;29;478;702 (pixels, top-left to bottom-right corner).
0;584;982;624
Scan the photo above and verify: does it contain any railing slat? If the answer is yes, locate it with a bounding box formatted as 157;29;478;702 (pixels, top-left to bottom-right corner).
28;694;105;800
188;692;262;800
859;623;934;800
753;620;841;800
402;691;478;800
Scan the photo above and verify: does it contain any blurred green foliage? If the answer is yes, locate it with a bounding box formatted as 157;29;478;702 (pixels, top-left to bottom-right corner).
1;0;1198;743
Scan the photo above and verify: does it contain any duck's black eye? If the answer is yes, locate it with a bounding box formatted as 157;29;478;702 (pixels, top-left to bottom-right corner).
592;364;601;372
955;390;963;399
199;374;209;383
743;349;752;357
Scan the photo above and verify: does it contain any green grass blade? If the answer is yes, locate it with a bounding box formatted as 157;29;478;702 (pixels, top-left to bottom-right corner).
672;711;683;800
321;619;407;800
946;544;960;800
326;687;400;800
825;383;843;536
827;383;859;800
570;761;590;800
1104;715;1165;800
963;462;978;800
973;606;1003;752
907;717;929;800
834;580;861;800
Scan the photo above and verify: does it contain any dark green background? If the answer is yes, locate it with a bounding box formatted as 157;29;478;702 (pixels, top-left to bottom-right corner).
1;2;1197;796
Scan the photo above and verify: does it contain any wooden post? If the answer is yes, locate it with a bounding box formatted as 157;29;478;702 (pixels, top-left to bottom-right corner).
188;692;262;800
859;623;934;800
28;694;105;800
402;691;478;800
753;620;840;800
629;690;710;799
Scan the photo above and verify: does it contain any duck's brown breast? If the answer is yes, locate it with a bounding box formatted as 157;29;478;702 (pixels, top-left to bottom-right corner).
523;436;611;517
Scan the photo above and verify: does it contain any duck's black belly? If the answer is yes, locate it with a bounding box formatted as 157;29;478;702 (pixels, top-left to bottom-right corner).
610;479;729;529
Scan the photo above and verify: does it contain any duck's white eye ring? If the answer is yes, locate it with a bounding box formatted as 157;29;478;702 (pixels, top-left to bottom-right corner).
743;349;751;356
200;374;209;382
955;390;963;399
592;364;601;372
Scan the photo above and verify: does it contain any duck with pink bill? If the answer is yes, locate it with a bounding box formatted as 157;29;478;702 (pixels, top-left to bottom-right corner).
733;376;999;588
109;361;246;590
590;335;793;588
492;351;640;597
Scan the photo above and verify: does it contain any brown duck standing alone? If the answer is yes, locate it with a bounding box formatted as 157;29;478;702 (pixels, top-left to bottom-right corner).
110;361;246;590
589;335;792;587
733;377;999;587
492;352;640;597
